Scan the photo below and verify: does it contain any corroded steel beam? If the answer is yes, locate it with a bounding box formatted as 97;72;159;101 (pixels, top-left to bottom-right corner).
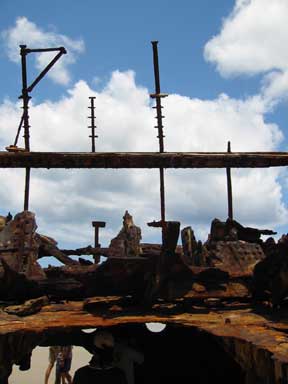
0;151;288;168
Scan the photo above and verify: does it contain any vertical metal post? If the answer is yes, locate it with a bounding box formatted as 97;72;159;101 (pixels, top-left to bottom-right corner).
92;221;106;248
24;168;31;211
20;45;30;152
88;96;97;152
92;221;106;264
20;45;31;211
151;41;165;153
226;141;233;220
151;41;168;243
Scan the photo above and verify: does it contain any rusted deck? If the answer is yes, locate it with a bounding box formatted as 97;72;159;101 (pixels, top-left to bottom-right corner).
1;297;288;382
0;151;288;168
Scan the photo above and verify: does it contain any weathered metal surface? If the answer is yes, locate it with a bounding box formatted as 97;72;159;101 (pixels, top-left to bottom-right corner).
0;299;262;334
253;234;288;307
0;209;280;307
0;211;77;282
0;211;45;280
108;211;142;258
1;299;288;382
1;151;288;168
0;210;285;309
181;219;268;277
37;233;78;266
180;281;250;299
209;241;265;276
3;296;49;316
181;226;206;266
1;211;288;382
208;218;276;243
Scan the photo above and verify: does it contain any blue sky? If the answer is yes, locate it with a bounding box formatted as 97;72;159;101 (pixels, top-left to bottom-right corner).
0;0;259;101
0;0;288;257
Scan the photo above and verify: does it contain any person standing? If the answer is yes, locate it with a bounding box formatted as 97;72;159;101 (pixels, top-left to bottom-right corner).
45;346;61;384
56;346;73;384
114;340;144;384
73;330;126;384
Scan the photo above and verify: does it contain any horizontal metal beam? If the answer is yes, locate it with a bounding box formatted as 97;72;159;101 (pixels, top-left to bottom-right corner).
0;151;288;168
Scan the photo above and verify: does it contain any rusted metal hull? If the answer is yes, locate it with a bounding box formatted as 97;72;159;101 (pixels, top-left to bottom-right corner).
1;298;288;383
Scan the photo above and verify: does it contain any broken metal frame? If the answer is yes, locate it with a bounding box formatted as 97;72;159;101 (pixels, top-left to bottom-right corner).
3;45;288;384
5;41;286;246
17;45;66;211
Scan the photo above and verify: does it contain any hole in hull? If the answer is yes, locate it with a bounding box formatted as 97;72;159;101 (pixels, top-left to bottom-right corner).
9;324;245;384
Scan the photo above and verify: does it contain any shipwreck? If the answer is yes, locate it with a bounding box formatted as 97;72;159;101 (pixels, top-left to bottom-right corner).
1;42;288;384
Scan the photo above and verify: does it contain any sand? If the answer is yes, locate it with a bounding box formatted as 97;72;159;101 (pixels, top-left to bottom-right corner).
10;346;92;384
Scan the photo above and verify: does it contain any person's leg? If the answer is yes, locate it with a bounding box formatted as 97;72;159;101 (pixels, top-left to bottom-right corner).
64;372;72;384
54;366;61;384
45;363;53;384
62;358;72;384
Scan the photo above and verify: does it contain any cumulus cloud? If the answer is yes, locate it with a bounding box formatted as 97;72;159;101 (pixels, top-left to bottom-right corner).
0;71;286;249
204;0;288;101
1;17;84;85
0;9;287;252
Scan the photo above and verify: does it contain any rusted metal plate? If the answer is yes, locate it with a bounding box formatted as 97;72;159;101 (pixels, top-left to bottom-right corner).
0;211;45;280
0;299;288;366
210;241;265;276
183;281;249;299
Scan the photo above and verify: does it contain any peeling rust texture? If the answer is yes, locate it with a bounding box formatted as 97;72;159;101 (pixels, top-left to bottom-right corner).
2;297;288;382
0;151;288;168
1;299;288;375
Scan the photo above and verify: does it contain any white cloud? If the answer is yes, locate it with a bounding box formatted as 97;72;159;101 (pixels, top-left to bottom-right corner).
261;70;288;102
1;7;287;248
164;93;282;152
1;17;85;85
204;0;288;101
204;0;288;76
0;71;286;248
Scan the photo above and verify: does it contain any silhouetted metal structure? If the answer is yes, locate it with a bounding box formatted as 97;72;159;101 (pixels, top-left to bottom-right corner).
150;41;168;242
88;96;98;152
17;45;66;210
2;43;288;384
226;141;233;220
4;41;288;251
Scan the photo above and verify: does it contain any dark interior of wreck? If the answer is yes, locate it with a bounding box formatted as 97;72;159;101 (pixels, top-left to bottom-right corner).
107;324;244;383
29;324;244;384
